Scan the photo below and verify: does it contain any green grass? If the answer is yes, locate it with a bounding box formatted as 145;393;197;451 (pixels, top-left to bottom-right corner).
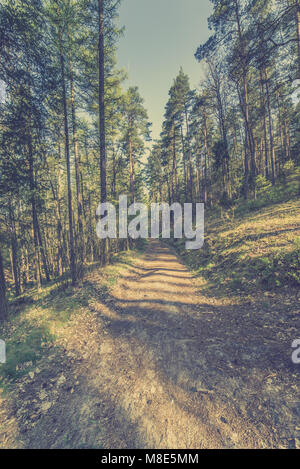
1;327;54;381
236;166;300;214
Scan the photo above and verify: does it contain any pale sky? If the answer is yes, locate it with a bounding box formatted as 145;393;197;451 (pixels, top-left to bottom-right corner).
117;0;212;141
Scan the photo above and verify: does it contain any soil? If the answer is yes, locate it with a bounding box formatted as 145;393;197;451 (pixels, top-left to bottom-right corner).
0;240;299;449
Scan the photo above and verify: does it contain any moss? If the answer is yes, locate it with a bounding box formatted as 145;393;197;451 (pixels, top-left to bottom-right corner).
0;327;54;382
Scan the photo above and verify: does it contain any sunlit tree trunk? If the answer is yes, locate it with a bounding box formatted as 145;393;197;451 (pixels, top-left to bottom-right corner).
58;27;77;285
184;108;194;204
180;124;187;200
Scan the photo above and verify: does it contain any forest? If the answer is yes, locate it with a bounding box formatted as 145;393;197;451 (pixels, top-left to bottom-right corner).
0;0;299;450
0;0;151;318
0;0;299;318
147;1;300;207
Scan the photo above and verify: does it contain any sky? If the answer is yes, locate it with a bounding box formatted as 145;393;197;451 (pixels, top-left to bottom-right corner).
117;0;213;141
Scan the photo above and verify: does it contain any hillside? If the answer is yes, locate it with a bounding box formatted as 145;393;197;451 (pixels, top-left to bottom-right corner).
173;170;300;301
0;182;299;448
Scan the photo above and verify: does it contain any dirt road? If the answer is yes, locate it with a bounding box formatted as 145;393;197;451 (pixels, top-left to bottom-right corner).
2;240;299;448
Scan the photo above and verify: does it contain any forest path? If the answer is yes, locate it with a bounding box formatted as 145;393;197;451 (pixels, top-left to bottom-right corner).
7;240;291;449
82;239;279;449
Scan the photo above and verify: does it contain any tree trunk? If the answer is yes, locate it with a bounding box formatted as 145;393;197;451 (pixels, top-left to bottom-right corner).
284;119;291;161
203;114;209;205
185;108;194;204
265;70;276;185
0;248;8;321
36;217;50;282
234;0;256;197
243;75;256;192
69;47;85;264
8;202;20;297
296;0;300;78
59;28;76;285
98;0;106;204
28;123;42;289
112;144;117;199
180;124;187;200
259;68;269;180
20;242;29;290
98;0;108;265
129;137;135;203
56;138;64;277
172;125;178;201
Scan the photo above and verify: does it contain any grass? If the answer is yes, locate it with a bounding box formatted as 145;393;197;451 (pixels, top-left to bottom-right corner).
0;171;299;389
0;245;145;392
236;166;300;215
171;169;300;301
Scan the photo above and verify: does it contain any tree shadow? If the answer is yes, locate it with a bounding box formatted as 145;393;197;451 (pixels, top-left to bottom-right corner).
1;240;299;448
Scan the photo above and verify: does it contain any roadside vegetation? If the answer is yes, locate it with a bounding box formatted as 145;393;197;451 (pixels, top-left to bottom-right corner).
171;170;300;301
0;246;145;394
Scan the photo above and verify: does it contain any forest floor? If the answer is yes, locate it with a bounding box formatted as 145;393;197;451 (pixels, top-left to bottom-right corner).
0;228;299;448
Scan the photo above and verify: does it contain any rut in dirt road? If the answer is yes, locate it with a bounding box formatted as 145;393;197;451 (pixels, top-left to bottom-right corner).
16;240;298;449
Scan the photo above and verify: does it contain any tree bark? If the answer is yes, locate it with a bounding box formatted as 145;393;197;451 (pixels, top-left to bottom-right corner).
180;124;187;200
265;70;276;185
203;114;209;205
98;0;108;265
8;201;20;296
0;248;8;321
184;108;194;204
259;68;269;180
172;124;178;201
28;123;42;289
296;0;300;77
69;47;85;263
129;137;135;203
98;0;106;204
58;27;76;285
234;0;256;197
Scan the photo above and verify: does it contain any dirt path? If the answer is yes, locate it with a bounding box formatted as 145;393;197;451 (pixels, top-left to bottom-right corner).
2;240;299;449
